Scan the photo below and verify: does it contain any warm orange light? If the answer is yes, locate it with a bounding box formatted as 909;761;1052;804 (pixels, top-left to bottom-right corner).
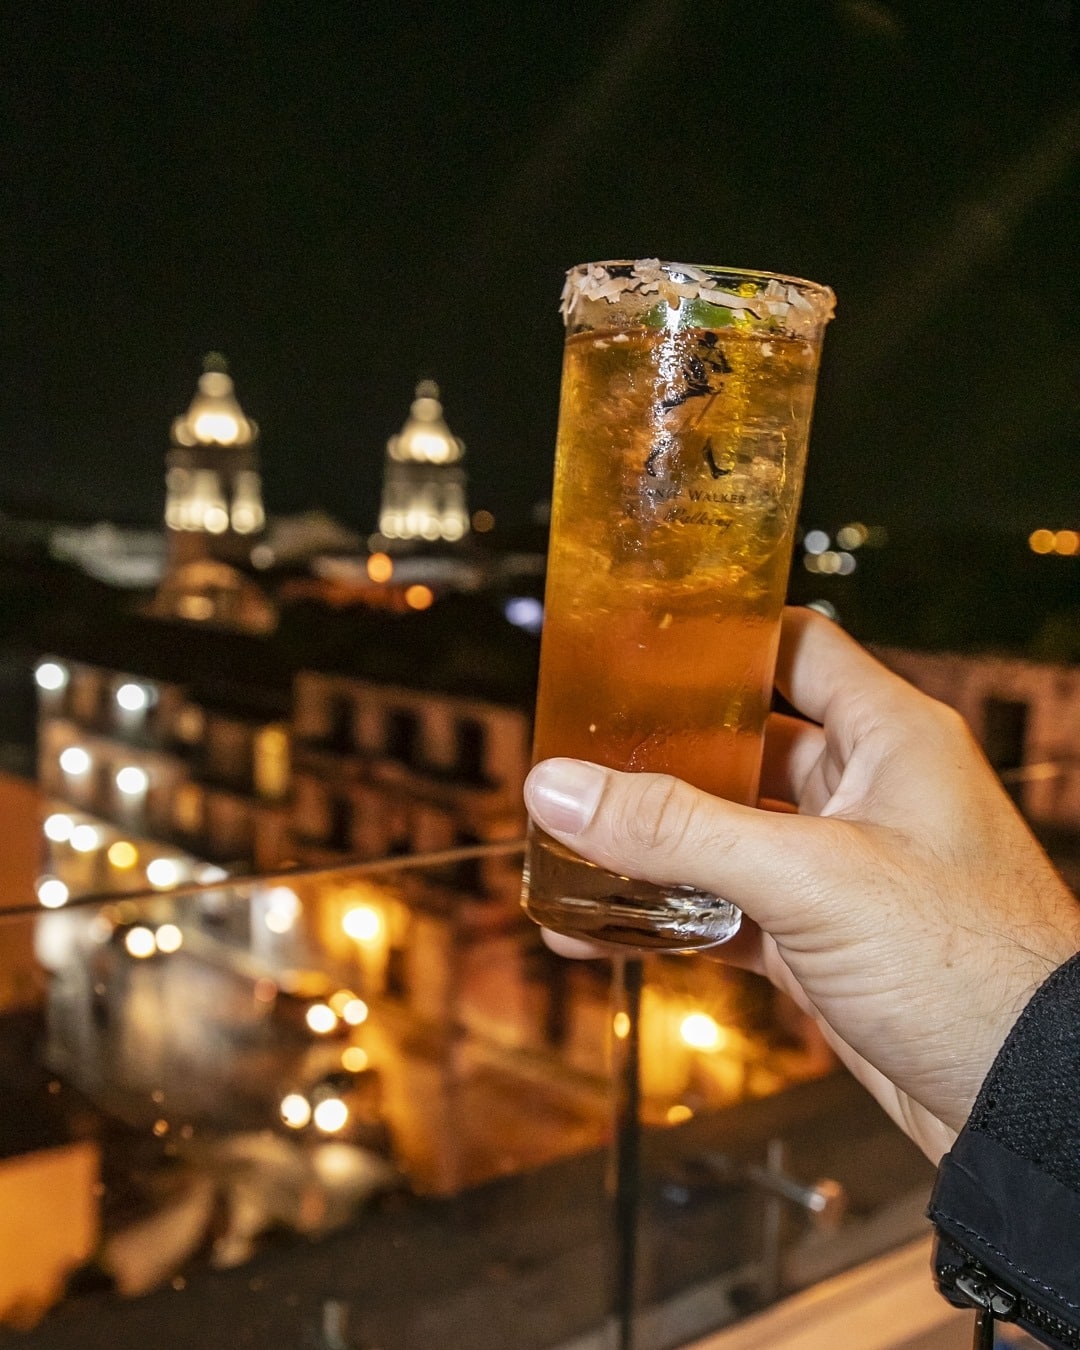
612;1011;631;1040
313;1098;349;1134
280;1093;311;1129
367;552;393;583
405;584;434;610
472;509;495;533
305;1003;338;1035
680;1012;723;1051
108;841;139;870
341;1046;369;1073
1029;528;1055;555
666;1104;693;1124
1054;529;1079;556
342;905;382;942
329;989;358;1016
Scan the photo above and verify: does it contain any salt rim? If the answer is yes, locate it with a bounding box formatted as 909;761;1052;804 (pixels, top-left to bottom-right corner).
560;259;835;334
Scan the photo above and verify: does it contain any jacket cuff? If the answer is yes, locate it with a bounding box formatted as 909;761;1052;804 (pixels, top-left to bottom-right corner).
930;1129;1080;1323
929;950;1080;1336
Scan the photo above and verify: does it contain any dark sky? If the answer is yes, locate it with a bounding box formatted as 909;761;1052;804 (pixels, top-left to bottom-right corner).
2;0;1077;535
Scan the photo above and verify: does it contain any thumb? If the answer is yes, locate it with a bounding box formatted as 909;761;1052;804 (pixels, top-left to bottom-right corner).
524;757;837;935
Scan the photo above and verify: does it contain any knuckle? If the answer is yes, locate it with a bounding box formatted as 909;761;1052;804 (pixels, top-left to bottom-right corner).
610;773;699;860
926;696;979;749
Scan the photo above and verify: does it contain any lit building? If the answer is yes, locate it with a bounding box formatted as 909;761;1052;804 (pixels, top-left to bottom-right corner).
163;353;265;560
376;381;470;548
32;594;538;884
876;645;1080;882
34;635;294;876
290;674;530;900
151;353;275;634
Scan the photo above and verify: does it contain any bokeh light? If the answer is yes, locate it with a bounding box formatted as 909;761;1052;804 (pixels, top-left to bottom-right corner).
43;813;74;843
313;1098;349;1134
108;840;139;869
155;923;183;954
305;1003;338;1035
36;877;69;909
125;926;157;959
366;551;393;583
404;584;434;610
680;1012;723;1051
280;1093;312;1129
59;746;91;776
342;905;382;942
147;857;182;889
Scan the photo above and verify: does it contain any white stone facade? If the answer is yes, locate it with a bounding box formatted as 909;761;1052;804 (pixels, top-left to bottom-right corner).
876;646;1080;831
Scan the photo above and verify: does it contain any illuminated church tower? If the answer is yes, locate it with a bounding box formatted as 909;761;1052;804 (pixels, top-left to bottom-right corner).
164;353;266;568
151;354;275;633
377;381;470;548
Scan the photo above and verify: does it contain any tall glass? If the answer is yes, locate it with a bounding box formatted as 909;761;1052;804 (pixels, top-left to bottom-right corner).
522;259;835;951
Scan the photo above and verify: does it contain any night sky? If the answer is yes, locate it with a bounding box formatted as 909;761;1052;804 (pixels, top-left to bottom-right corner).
2;0;1078;536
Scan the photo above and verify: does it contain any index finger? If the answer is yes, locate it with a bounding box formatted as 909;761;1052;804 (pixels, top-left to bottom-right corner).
775;607;913;752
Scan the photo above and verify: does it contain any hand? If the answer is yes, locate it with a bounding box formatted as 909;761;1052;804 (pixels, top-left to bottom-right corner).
524;607;1080;1163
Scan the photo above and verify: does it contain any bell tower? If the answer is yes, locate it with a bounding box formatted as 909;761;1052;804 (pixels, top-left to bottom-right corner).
149;353;276;633
377;381;470;549
164;352;266;568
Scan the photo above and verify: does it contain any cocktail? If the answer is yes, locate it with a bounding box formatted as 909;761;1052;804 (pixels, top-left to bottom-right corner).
522;259;835;951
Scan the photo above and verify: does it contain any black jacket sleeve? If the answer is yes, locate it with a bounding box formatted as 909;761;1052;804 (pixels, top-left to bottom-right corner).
929;952;1080;1349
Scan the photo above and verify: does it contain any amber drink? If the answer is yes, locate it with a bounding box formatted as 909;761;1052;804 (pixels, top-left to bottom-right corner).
522;260;835;950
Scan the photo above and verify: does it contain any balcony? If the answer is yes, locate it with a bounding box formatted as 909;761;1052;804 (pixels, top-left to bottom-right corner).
5;767;1072;1348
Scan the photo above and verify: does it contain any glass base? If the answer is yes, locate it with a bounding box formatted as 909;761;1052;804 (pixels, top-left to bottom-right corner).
522;833;741;952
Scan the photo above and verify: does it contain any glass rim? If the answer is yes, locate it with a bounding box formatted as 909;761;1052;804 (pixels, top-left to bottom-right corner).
560;258;836;332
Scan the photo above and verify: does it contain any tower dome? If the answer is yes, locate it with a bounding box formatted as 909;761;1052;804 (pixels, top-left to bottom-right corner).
171;352;256;449
164;353;266;544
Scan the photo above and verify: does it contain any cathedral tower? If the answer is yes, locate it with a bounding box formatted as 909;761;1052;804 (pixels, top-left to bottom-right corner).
164;353;266;569
151;354;275;633
377;381;469;549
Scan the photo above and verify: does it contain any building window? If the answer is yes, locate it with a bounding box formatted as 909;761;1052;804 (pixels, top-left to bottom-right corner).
386;709;420;767
206;721;254;789
173;704;205;746
456;718;487;783
384;946;408;1000
70;670;105;727
325;693;355;753
254;724;290;801
328;795;353;853
983;697;1029;769
173;782;204;836
452;829;486;896
983;697;1029;804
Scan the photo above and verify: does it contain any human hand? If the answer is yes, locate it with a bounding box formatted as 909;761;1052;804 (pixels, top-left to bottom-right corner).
524;607;1080;1162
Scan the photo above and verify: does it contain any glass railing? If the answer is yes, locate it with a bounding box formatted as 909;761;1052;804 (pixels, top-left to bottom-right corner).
0;785;961;1349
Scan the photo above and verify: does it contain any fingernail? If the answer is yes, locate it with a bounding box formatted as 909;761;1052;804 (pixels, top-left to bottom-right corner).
526;759;607;835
